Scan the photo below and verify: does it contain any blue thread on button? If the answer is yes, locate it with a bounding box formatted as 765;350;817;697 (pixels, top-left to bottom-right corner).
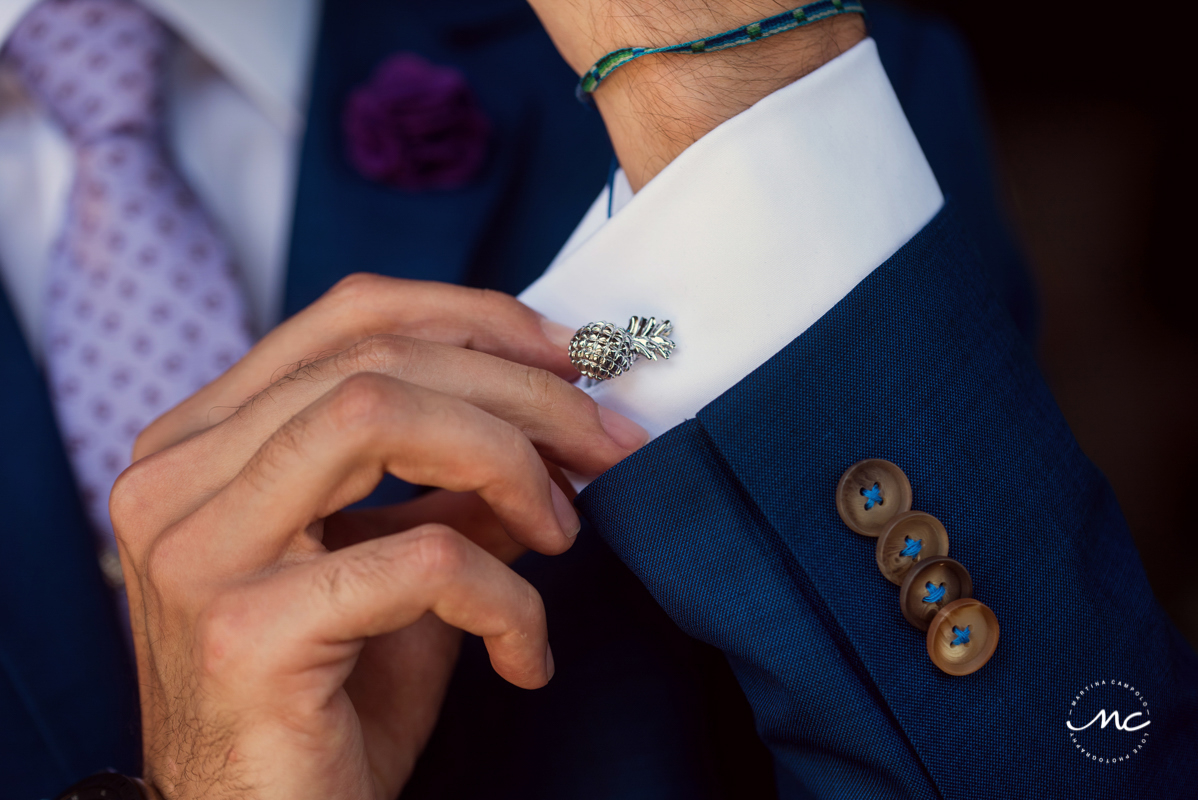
923;582;946;603
861;483;883;510
900;536;923;558
951;625;971;647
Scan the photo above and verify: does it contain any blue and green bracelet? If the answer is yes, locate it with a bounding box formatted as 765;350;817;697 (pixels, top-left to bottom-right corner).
576;0;866;105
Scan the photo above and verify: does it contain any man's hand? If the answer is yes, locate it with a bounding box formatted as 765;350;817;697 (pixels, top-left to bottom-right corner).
114;275;648;799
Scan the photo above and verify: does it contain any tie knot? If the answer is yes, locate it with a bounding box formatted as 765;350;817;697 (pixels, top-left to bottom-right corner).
5;0;170;143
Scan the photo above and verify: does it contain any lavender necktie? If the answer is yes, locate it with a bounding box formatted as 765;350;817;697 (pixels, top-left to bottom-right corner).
6;0;251;574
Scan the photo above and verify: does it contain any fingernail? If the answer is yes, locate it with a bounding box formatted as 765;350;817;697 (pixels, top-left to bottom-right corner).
540;317;578;351
599;406;650;451
544;643;556;681
550;479;581;538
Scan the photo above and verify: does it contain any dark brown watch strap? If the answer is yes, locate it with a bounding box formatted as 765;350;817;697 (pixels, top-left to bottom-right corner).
54;771;147;800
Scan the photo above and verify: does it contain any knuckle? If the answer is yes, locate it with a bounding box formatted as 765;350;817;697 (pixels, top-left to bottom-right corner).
406;524;470;584
482;421;542;494
109;457;166;554
325;372;399;432
473;286;516;309
342;334;418;377
325;272;386;306
519;365;562;415
315;527;469;616
467;287;526;328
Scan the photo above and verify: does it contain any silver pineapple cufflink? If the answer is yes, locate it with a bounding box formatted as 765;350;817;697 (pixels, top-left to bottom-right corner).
568;316;676;381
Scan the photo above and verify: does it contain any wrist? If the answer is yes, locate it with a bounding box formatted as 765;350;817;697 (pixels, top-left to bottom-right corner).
529;0;865;191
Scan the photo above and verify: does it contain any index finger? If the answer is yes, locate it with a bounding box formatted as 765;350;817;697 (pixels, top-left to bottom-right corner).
138;276;579;457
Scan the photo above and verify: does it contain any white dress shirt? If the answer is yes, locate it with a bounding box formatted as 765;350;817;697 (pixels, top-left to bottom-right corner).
0;0;321;360
520;39;943;457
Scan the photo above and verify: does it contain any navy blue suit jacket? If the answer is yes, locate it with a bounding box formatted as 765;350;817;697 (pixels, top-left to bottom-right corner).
6;0;1155;797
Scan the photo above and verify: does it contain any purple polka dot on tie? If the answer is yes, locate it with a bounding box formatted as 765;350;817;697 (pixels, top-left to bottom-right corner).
108;147;127;167
146;166;165;187
137;246;157;267
88;268;110;288
123;198;143;217
107;231;125;252
82;96;101;116
156;215;175;235
122;419;143;438
214;351;234;370
117;278;137;299
132;333;152;356
54;81;76;102
59;376;81;398
55;34;78;53
202;292;223;313
142;384;161;406
49;332;71;353
103;450;123;472
162;353;183;374
111;368;132;389
80;344;99;365
171;271;192;292
48;281;67;303
180;321;201;343
74;298;94;319
92;398;113;422
88;52;109;70
101;311;121;333
83;7;106;27
149;301;172;324
118;71;141;90
189;242;210;262
115;29;135;47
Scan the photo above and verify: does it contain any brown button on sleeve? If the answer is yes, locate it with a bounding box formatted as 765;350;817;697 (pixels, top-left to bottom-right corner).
926;598;999;675
875;511;949;586
835;459;912;537
899;556;973;631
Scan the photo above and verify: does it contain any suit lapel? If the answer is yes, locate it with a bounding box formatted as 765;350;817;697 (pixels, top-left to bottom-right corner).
0;286;138;789
282;0;612;314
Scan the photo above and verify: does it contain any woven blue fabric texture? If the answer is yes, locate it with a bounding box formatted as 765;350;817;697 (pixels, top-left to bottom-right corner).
578;206;1198;798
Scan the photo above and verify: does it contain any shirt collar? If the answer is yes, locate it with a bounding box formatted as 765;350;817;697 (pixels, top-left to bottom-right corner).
0;0;321;133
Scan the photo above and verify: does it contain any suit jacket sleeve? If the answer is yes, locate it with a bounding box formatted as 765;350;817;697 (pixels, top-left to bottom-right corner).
575;206;1198;799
